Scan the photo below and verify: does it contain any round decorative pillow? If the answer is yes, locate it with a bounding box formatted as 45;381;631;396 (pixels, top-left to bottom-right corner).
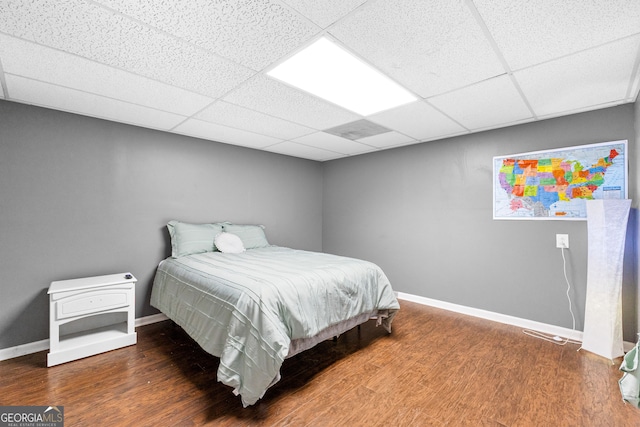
215;232;246;254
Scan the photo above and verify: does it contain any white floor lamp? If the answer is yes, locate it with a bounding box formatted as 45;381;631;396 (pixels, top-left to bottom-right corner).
580;199;632;361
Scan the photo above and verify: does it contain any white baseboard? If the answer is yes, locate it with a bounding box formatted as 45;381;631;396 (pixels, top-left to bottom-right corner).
0;313;170;362
0;338;50;362
2;298;635;362
135;313;168;327
397;292;636;353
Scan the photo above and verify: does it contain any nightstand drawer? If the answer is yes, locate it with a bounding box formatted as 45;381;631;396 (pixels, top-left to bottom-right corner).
56;289;131;320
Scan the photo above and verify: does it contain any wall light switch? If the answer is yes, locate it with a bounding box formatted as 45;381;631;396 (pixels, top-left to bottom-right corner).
556;234;569;249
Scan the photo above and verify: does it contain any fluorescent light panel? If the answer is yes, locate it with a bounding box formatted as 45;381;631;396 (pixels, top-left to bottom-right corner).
267;37;417;116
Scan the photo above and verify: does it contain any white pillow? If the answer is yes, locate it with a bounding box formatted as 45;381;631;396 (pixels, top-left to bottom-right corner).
214;232;246;254
221;223;269;249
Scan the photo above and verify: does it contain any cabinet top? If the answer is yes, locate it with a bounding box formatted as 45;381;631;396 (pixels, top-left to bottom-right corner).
49;272;136;294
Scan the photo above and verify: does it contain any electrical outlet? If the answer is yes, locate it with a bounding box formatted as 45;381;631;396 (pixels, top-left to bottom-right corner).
556;234;569;249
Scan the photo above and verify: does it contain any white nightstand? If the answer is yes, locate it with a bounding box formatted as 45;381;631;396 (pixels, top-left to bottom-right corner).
48;272;137;367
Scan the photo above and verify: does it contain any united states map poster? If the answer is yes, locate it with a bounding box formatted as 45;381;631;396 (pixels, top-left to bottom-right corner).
493;140;628;220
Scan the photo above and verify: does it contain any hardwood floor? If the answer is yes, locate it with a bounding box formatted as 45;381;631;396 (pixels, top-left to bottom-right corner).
2;300;640;426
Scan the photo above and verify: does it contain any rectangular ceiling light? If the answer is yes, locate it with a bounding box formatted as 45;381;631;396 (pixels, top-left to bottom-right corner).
267;37;417;116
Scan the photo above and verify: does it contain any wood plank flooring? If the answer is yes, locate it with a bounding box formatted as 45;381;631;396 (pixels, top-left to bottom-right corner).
2;300;640;426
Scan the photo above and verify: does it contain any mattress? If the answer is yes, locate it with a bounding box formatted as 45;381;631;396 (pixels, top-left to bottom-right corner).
150;246;399;406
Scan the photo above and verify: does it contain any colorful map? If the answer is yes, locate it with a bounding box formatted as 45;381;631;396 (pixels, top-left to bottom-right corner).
493;141;627;219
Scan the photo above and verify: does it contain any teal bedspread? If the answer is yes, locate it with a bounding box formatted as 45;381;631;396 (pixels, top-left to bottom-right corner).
150;246;400;406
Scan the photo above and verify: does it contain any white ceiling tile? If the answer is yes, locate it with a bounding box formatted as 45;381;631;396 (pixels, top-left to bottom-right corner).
514;36;640;117
474;0;640;70
95;0;320;71
0;0;255;97
1;1;638;161
0;35;213;116
195;100;314;140
6;75;186;130
355;131;416;149
429;75;532;130
173;119;282;149
368;101;467;141
629;68;640;102
291;132;375;155
223;74;361;130
329;0;505;97
282;0;367;29
535;101;627;122
264;141;342;161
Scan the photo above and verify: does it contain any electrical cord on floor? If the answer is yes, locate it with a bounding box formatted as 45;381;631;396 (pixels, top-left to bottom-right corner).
523;247;581;346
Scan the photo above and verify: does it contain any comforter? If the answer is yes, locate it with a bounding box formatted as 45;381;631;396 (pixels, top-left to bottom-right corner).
150;246;399;406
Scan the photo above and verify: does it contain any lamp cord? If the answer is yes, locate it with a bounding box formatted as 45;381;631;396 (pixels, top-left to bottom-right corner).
561;247;576;331
522;246;580;346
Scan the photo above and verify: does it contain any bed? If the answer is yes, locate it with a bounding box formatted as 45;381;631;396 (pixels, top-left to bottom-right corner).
150;221;400;407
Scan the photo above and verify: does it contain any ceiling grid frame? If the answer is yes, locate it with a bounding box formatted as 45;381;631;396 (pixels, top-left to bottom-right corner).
0;0;638;161
463;0;538;120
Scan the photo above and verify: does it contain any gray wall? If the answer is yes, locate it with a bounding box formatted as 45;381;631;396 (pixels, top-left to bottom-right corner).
323;104;638;340
2;98;638;350
0;100;323;349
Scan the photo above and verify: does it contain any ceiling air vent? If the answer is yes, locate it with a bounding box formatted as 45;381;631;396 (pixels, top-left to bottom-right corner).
323;119;391;141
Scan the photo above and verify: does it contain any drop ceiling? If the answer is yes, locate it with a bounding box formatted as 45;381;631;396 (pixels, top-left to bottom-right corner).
1;0;639;162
